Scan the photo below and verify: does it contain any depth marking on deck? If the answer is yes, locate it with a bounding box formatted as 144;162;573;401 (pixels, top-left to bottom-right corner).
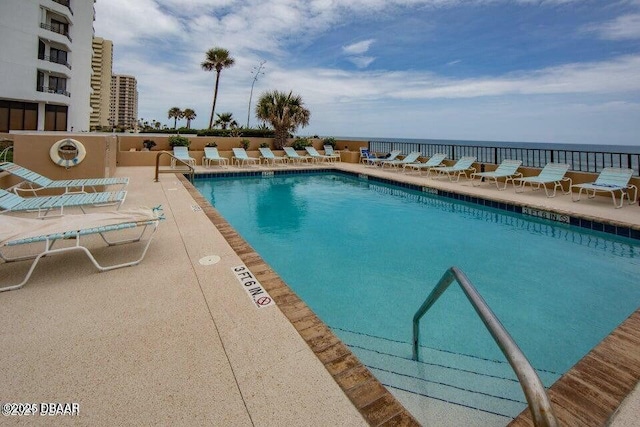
231;265;275;309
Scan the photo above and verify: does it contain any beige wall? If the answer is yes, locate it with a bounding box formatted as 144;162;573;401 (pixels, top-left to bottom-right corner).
0;133;118;190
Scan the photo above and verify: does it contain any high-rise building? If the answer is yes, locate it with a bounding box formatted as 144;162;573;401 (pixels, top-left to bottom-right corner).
90;37;113;131
0;0;95;132
110;75;138;130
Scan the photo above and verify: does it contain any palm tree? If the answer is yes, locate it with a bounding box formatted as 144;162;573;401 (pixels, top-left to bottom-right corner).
183;108;197;129
255;90;311;149
201;47;235;129
168;107;183;129
214;112;238;130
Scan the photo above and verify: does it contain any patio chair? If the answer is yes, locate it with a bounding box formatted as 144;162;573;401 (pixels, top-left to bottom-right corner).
0;161;129;195
305;146;333;163
259;147;287;166
360;148;378;164
512;163;571;197
232;148;259;167
428;156;477;182
171;146;196;168
323;145;341;162
380;151;422;169
0;206;163;292
570;167;637;208
471;159;523;190
364;149;401;167
203;147;228;168
0;188;126;217
403;153;447;174
283;147;313;164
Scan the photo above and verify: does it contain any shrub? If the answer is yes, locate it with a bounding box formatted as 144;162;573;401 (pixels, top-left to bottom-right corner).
291;137;312;150
205;141;218;147
259;142;269;148
168;135;190;147
240;139;250;150
142;139;156;150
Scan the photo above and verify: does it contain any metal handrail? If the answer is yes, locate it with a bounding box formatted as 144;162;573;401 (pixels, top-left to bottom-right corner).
412;266;558;427
154;151;194;182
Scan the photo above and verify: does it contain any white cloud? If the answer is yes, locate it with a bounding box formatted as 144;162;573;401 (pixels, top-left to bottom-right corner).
343;39;375;55
587;13;640;40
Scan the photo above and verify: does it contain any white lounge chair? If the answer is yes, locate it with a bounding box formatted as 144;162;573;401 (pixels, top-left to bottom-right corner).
0;207;163;292
283;147;313;164
0;161;129;195
323;145;341;162
428;156;477;182
232;148;259;167
259;147;287;166
471;159;523;190
403;153;447;174
203;147;228;168
363;150;401;167
171;146;196;168
571;167;637;208
380;151;422;169
512;163;571;197
305;146;333;163
360;148;378;164
1;188;126;217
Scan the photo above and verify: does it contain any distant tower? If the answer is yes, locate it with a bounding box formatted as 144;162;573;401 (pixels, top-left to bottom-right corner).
90;37;113;130
0;0;95;131
110;75;138;130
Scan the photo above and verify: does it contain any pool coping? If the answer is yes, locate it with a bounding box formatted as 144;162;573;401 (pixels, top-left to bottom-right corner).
182;165;640;426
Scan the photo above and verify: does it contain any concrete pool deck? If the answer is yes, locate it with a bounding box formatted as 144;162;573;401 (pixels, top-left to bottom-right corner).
1;162;639;426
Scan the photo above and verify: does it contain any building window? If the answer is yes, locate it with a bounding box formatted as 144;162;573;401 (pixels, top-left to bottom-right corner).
38;40;45;60
0;100;38;132
44;104;68;131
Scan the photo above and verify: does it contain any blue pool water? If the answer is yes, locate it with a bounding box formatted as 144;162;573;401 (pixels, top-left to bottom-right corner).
194;172;640;422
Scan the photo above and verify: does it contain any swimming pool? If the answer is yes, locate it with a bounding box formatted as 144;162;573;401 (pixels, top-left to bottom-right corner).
194;171;640;425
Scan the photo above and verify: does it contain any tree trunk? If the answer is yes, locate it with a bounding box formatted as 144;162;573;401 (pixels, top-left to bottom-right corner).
208;71;221;129
274;127;289;149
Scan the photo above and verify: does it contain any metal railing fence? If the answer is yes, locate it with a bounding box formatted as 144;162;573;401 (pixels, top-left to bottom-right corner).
369;140;640;176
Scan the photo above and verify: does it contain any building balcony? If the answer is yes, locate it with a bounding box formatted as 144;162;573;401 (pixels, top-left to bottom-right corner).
51;0;74;15
38;54;72;70
37;86;71;97
40;22;72;42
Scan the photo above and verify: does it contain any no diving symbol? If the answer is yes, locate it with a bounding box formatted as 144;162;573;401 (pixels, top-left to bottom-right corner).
256;296;272;306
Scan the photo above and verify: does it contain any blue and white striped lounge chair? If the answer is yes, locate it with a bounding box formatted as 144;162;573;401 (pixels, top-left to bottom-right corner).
471;159;523;190
0;207;163;292
512;163;571;197
570;167;637;208
0;161;129;195
428;156;477;182
403;153;447;174
283;147;313;164
380;151;422;169
232;148;259;167
203;147;228;168
259;147;287;166
305;146;333;163
323;145;341;162
0;188;126;217
171;146;196;168
364;150;401;167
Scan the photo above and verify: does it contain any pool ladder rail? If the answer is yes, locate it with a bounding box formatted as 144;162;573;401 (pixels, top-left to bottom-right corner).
154;151;194;183
412;266;558;427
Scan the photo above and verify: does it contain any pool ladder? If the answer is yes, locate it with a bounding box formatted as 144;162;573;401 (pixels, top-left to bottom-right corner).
412;266;558;427
154;151;194;182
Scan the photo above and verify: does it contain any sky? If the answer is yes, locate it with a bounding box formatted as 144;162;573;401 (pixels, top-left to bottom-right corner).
94;0;640;145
